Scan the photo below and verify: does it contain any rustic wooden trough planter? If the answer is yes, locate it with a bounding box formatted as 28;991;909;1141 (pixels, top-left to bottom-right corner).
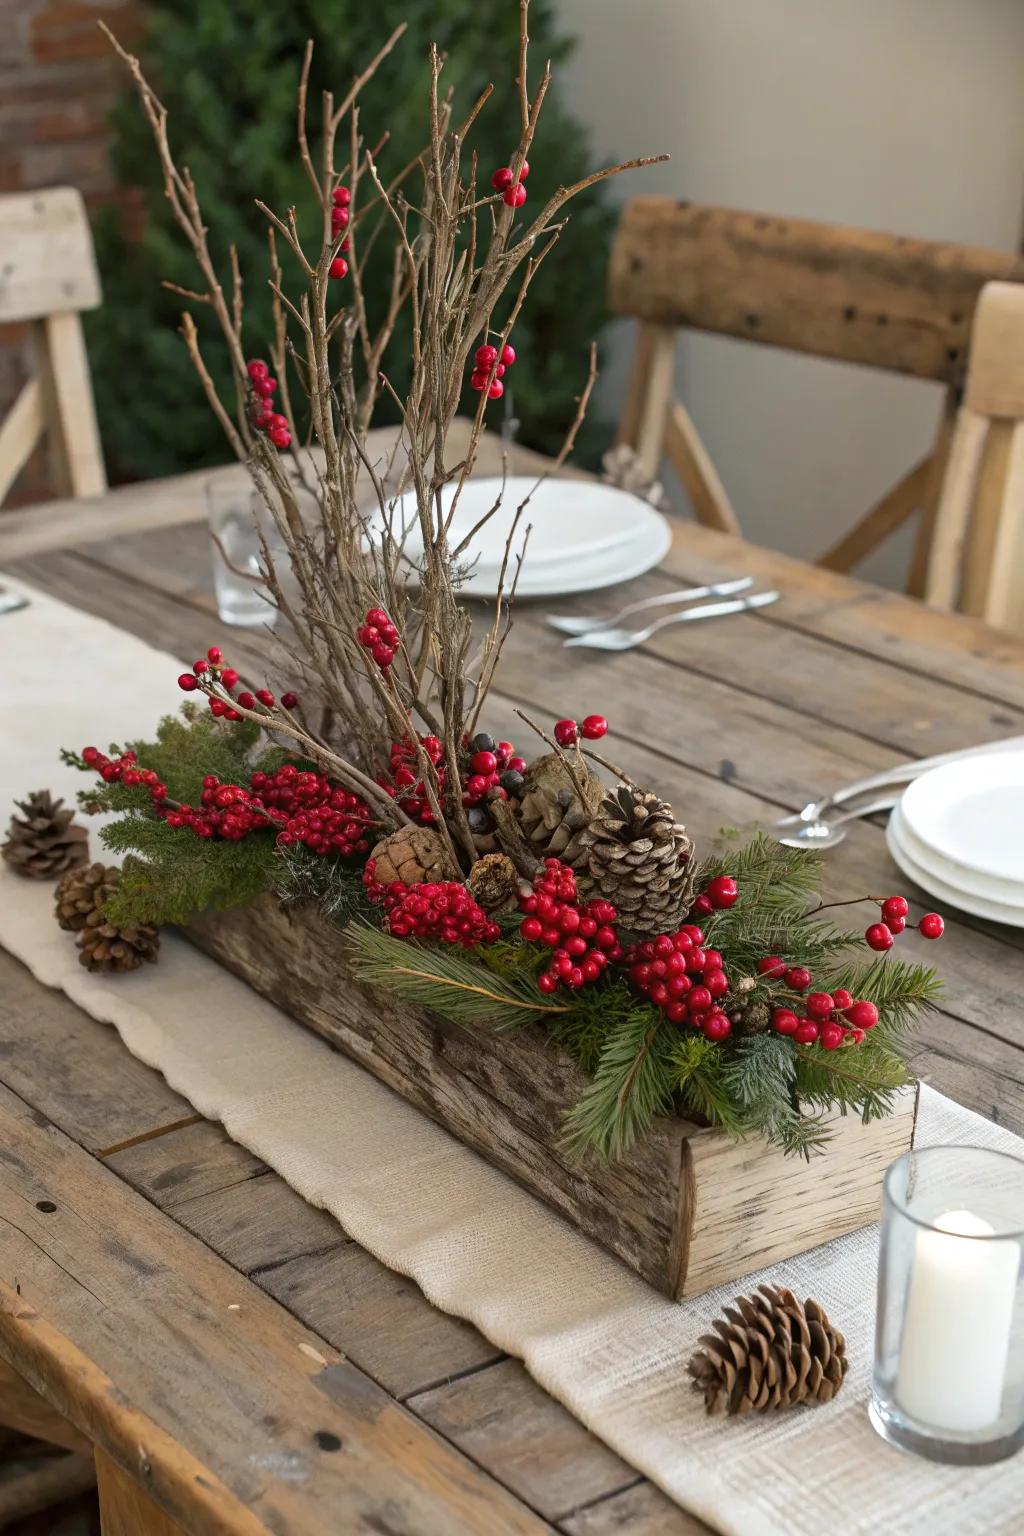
186;894;918;1300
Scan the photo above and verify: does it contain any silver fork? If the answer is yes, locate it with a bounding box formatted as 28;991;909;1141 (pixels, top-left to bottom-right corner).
775;795;899;850
548;576;753;636
0;588;28;617
563;589;780;649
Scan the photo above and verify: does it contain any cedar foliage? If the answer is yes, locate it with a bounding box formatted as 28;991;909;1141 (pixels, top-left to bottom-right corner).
88;0;612;482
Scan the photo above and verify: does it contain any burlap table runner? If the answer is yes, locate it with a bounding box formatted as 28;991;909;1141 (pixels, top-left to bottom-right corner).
2;576;1021;1534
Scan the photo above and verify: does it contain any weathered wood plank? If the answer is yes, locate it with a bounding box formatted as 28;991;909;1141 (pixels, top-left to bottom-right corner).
408;1359;638;1524
560;1480;708;1536
0;1357;91;1454
256;1243;502;1400
94;1448;183;1536
0;1084;553;1536
608;198;1024;382
171;1169;345;1275
103;1120;266;1209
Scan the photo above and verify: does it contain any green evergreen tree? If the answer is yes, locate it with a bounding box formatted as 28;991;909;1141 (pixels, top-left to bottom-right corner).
88;0;612;482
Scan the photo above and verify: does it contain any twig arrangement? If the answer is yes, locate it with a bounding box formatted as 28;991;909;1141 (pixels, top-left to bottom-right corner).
103;7;666;873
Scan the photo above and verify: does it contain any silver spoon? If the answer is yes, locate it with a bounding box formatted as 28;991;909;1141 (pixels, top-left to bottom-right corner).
775;795;898;850
562;589;779;649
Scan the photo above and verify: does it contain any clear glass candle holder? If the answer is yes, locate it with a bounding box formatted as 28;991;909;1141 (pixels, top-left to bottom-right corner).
871;1145;1024;1464
206;476;285;629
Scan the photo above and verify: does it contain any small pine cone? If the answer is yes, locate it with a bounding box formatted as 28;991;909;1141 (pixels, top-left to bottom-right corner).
370;825;458;885
2;790;88;880
732;999;771;1036
516;753;603;863
55;862;118;932
466;852;519;913
573;786;697;936
54;862;159;974
689;1286;848;1416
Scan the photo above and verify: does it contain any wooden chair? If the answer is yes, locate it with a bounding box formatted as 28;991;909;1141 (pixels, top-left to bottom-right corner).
608;198;1024;592
926;281;1024;629
0;187;106;506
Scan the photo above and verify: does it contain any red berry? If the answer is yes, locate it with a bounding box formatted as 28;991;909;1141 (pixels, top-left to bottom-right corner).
865;922;894;952
806;991;834;1020
784;966;811;991
470;372;488;391
475;344;498;368
820;1022;844;1051
192;658;208;674
832;988;853;1011
919;912;944;940
703;1013;731;1043
757;955;785;978
881;895;909;923
471;750;498;774
220;667;239;691
329;257;349;279
255;689;275;707
491;166;514;191
332;185;351;206
705;875;738;909
692;894;714;916
207;646;223;663
331;206;349;231
537;972;558;995
518;160;530;181
581;714;608;740
521;916;543;942
772;1008;799;1036
553;719;578;747
247;359;269;380
687;985;712;1013
887;915;906;934
845;1000;879;1030
237;691;255;709
704;969;729;998
503;183;527;208
500;343;517;367
270;428;292;449
794;1019;820;1045
210;698;228;718
253;375;277;398
281;692;299;709
488;379;504;399
178;673;198;691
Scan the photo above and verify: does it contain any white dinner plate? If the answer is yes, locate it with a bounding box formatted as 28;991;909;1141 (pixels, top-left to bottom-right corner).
490;515;672;600
891;797;1024;908
899;750;1024;885
886;805;1024;928
383;477;667;568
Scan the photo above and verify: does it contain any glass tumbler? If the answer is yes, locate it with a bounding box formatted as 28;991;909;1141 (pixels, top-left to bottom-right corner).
871;1144;1024;1464
206;476;283;628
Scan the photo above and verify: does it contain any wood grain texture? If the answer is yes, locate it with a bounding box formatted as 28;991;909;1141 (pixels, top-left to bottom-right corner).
560;1480;708;1536
0;189;101;324
185;896;916;1299
608;198;1024;382
0;1357;91;1454
0;1086;553;1536
94;1449;183;1536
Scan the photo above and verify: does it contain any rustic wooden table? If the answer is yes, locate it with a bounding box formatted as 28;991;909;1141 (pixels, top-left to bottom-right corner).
3;431;1024;1535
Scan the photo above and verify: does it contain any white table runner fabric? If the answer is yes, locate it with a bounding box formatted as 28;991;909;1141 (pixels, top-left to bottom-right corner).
2;574;1022;1535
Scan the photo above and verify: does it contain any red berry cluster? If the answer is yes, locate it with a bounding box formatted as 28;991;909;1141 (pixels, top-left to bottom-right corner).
177;647;298;718
250;765;373;856
363;861;500;947
553;715;608;748
246;360;291;449
329;185;351;278
377;733;445;821
358;607;400;672
81;746;167;808
756;955;881;1049
625;924;733;1040
517;859;622;993
461;732;526;807
690;874;740;918
864;894;944;950
470;340;516;400
491;159;529;207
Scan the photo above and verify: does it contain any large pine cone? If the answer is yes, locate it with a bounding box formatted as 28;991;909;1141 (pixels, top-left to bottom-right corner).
572;785;696;935
516;753;603;863
54;863;159;974
370;825;458;885
689;1286;848;1415
2;790;88;880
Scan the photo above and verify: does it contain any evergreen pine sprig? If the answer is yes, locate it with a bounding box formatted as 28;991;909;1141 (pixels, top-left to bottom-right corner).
560;1005;678;1161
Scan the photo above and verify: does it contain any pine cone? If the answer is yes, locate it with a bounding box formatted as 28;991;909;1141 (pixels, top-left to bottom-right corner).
689;1286;848;1415
732;999;771;1036
516;754;603;863
370;825;458;885
2;790;88;880
573;786;696;936
466;852;519;913
54;863;160;974
55;862;118;931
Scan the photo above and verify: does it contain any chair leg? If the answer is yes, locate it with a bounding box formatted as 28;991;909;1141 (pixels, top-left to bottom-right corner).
616;322;658;450
978;418;1024;630
632;323;676;478
817;455;931;573
663;399;740;534
906;385;958;597
34;312;107;499
923;407;989;609
95;1448;184;1536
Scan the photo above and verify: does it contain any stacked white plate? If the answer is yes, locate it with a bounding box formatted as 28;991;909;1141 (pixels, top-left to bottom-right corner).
376;477;671;599
886;749;1024;926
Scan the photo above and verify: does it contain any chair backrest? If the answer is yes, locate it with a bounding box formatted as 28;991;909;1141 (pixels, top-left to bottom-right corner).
0;187;106;505
608;198;1024;383
926;281;1024;630
607;199;1024;591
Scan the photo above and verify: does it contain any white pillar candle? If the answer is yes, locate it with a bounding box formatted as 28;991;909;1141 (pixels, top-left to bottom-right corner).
896;1209;1020;1433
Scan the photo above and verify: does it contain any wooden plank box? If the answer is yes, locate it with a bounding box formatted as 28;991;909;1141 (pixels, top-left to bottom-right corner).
186;895;918;1300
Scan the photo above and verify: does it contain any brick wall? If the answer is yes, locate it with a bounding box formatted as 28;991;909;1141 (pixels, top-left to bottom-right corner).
1;0;143;504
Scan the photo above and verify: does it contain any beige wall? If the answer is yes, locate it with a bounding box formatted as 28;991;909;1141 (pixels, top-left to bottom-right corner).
556;0;1024;585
